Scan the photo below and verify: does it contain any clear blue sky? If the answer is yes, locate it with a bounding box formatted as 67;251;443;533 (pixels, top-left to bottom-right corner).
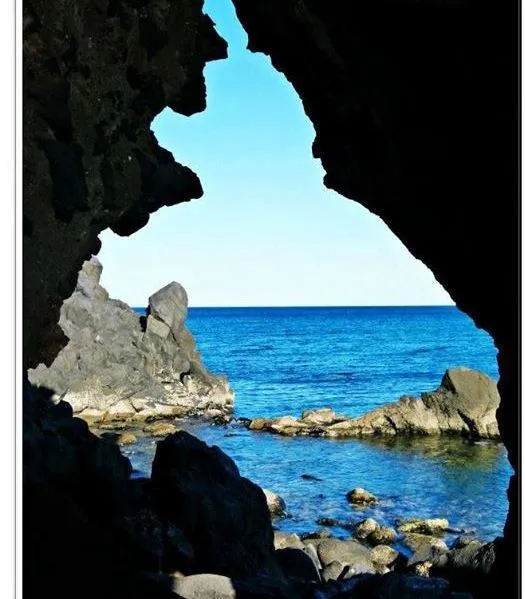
98;0;452;308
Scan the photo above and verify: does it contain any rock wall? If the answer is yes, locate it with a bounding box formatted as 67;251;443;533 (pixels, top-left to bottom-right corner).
23;0;227;368
28;257;234;423
229;0;519;590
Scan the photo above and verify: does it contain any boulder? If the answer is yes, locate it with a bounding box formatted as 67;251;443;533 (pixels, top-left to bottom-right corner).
171;574;235;599
330;369;500;440
397;518;449;535
316;538;375;577
368;526;397;546
151;431;280;579
28;258;234;425
275;548;321;583
263;489;286;517
273;532;304;551
447;538;497;574
371;545;399;567
321;560;346;582
354;518;379;540
117;432;137;446
142;422;179;437
346;487;378;506
300;407;339;426
249;418;270;431
403;533;448;554
269;416;310;436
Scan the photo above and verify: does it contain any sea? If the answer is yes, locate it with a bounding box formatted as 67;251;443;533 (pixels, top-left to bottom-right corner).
127;306;511;546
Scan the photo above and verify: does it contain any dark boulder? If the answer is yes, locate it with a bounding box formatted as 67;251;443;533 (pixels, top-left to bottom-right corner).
151;431;281;579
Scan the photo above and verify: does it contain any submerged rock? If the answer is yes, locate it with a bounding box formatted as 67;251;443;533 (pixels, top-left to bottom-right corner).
397;518;449;535
116;432;137;446
244;369;500;440
28;258;234;425
142;422;179;437
347;487;378;506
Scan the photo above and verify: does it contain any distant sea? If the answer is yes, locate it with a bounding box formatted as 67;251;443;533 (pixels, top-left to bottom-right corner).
128;306;511;544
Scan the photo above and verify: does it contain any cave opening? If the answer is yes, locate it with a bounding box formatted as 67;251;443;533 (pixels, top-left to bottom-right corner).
22;0;518;595
88;0;511;555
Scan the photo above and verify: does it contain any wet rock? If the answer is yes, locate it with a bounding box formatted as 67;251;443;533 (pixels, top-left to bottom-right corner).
371;545;399;567
300;529;333;541
117;432;138;446
151;431;280;578
353;518;379;540
275;548;321;583
269;416;310;436
263;489;287;517
249;418;270;431
368;526;397;546
397;518;449;535
29;259;234;425
142;422;179;437
346;487;378;506
316;517;339;527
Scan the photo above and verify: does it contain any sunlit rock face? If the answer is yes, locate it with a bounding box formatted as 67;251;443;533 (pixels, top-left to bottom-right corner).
230;0;519;591
28;257;234;423
23;0;227;368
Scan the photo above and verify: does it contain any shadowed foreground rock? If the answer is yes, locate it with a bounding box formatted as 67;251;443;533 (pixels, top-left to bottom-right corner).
28;257;234;424
151;431;282;579
247;369;499;440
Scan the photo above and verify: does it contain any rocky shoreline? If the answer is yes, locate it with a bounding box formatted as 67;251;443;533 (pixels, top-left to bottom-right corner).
88;418;497;599
245;368;500;441
87;414;501;598
25;259;503;598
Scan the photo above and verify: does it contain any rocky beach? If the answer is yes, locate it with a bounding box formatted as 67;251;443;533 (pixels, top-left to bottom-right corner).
25;259;511;599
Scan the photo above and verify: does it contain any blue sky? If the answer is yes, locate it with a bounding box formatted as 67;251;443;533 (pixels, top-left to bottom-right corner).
98;0;452;308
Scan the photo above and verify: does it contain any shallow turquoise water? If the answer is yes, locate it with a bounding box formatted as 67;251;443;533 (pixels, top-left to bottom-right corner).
128;306;511;542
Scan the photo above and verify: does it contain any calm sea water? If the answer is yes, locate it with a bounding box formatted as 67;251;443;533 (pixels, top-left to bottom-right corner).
128;306;511;543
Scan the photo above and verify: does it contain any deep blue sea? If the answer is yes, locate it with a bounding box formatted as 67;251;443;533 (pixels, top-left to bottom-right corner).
128;306;511;544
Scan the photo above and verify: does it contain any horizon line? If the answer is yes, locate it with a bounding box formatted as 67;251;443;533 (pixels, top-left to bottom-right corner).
132;304;457;309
